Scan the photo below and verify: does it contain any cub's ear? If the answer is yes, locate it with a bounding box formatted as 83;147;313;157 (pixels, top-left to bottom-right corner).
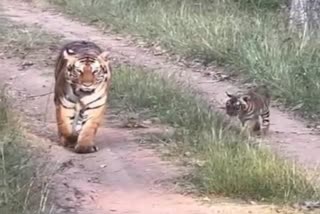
63;48;76;62
226;91;233;98
240;95;250;103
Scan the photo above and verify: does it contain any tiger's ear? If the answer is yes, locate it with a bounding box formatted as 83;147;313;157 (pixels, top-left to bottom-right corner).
103;60;112;74
63;48;76;62
98;51;110;62
98;51;112;74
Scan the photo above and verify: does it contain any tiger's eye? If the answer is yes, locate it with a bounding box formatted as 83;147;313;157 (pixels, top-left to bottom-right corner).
67;65;74;71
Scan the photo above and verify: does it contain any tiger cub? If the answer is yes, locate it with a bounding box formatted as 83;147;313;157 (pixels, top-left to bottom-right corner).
54;40;112;153
225;85;271;136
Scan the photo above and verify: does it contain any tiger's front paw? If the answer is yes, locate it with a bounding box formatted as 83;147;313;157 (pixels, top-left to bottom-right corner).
74;144;99;154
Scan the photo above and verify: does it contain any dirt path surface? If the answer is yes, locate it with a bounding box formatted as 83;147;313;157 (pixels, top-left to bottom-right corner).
0;0;318;214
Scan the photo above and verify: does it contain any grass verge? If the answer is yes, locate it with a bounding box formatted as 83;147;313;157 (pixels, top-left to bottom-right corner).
45;0;320;119
0;15;58;59
109;65;319;203
0;12;56;214
0;92;53;214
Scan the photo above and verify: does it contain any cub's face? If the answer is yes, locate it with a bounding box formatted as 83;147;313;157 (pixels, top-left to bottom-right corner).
63;49;111;93
225;92;251;116
225;95;241;116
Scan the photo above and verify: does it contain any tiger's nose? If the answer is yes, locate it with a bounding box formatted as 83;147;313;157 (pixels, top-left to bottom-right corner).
82;82;93;87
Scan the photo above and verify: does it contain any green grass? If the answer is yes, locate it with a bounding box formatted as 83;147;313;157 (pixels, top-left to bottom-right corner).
45;0;320;119
0;13;56;214
0;93;53;214
109;65;320;203
0;15;58;58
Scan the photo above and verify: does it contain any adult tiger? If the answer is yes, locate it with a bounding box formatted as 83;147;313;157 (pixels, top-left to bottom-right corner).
225;85;271;136
54;40;112;153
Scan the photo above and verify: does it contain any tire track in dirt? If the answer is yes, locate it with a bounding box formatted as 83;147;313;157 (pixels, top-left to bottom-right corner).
4;0;320;168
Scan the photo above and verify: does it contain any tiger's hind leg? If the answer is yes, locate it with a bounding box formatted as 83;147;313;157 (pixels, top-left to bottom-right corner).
260;110;270;135
253;120;261;132
74;105;106;154
55;104;77;147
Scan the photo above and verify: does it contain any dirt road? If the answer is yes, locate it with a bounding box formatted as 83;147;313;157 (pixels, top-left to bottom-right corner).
0;0;318;213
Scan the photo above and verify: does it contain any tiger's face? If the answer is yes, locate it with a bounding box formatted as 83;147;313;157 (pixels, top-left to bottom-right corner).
63;49;111;94
225;92;250;116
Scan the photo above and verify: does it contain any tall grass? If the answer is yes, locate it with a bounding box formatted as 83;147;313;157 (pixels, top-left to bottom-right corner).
109;65;319;203
0;93;52;214
47;0;320;118
0;12;56;214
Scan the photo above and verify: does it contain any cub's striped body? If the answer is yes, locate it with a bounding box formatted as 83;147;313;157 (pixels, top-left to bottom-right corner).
54;40;112;153
225;85;271;136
